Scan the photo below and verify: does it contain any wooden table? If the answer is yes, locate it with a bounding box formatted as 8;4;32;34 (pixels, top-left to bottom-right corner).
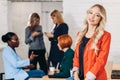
112;64;120;70
105;61;113;80
29;76;66;80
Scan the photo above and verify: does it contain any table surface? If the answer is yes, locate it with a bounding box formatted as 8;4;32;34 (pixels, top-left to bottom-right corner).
29;76;66;80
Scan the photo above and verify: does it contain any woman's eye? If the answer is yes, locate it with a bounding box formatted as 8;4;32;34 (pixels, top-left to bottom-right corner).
88;11;93;14
96;14;101;17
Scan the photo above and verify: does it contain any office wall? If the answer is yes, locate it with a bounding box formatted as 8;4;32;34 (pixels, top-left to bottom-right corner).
0;0;9;45
0;0;9;73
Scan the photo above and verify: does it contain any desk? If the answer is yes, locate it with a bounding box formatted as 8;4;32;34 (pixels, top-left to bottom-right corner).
105;61;113;80
112;64;120;70
29;76;66;80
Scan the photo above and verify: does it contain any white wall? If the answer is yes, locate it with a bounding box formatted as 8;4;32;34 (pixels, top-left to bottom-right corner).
0;0;9;46
63;0;120;63
0;0;8;73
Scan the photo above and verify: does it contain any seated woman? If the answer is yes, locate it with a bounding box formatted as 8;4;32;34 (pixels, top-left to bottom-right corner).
48;34;74;78
1;32;45;80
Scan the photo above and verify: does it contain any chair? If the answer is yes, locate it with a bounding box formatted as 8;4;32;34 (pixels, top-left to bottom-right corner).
111;64;120;79
0;73;4;80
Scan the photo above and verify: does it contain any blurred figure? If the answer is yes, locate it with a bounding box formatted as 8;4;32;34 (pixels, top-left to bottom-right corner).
67;4;111;80
45;9;69;68
25;13;47;74
48;34;74;78
1;32;45;80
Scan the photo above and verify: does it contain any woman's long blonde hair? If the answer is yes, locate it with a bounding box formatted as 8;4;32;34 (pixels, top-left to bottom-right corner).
76;4;107;52
50;9;64;24
50;9;64;31
27;13;40;31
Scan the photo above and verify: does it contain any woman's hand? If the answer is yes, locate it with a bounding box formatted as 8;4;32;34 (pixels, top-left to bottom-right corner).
55;68;60;73
48;71;55;75
44;32;54;38
22;66;29;69
22;64;35;69
29;51;38;61
31;31;40;38
85;71;96;80
74;71;80;80
29;64;35;69
85;78;88;80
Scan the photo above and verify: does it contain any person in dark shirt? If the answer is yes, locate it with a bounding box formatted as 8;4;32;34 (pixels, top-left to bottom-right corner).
45;10;69;68
48;34;74;78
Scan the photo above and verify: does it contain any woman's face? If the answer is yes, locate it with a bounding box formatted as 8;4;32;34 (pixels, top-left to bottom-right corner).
87;6;102;26
57;43;62;51
51;16;58;24
9;35;19;47
33;18;40;26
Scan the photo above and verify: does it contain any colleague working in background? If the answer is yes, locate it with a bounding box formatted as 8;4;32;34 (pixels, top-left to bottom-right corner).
48;34;74;78
45;9;69;67
67;4;111;80
25;13;47;74
2;32;45;80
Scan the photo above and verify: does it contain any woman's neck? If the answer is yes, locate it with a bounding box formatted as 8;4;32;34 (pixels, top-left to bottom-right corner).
8;45;15;51
85;25;97;38
62;48;69;52
88;25;96;32
56;23;60;27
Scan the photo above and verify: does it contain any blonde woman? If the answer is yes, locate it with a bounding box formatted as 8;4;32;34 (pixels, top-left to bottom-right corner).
67;4;111;80
25;13;47;74
45;10;69;68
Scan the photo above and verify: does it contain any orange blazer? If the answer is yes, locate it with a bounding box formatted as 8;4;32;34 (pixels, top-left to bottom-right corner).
73;31;111;80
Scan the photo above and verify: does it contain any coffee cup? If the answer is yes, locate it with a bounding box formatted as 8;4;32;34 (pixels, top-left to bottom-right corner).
70;70;73;77
49;67;55;72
